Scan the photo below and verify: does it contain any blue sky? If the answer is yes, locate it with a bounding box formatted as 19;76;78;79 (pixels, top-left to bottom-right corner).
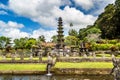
0;0;115;41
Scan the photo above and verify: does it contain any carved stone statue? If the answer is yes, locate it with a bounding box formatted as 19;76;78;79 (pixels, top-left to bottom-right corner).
46;53;56;76
111;57;120;80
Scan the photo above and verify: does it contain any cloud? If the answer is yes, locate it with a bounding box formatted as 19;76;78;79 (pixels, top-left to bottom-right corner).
53;6;96;31
74;0;94;10
31;28;57;42
92;0;115;15
9;0;97;30
5;0;115;41
0;20;29;39
0;3;8;10
0;20;57;41
0;10;8;15
61;0;72;6
0;21;24;28
74;0;115;15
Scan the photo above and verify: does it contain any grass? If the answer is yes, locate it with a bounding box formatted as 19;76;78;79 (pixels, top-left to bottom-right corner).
55;62;113;68
0;57;48;61
0;62;113;71
0;64;46;71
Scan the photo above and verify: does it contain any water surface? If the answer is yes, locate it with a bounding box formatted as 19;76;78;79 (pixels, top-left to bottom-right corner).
0;75;113;80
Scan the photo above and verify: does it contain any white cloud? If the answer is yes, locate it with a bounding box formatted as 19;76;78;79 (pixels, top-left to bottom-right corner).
0;20;57;41
6;0;115;41
0;20;29;39
74;0;94;10
8;21;24;28
61;0;71;6
3;29;29;39
9;0;61;27
0;3;8;10
92;0;115;15
9;0;97;30
31;28;57;42
53;6;96;30
0;10;8;15
0;21;24;28
74;0;115;15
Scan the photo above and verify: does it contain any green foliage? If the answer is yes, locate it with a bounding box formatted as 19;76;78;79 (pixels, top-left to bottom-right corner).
108;40;118;44
115;0;120;12
116;43;120;50
25;38;37;49
51;35;57;43
78;25;101;40
94;0;120;39
68;29;78;37
91;43;113;51
95;4;116;39
14;37;37;49
0;36;11;48
38;35;45;42
85;27;101;34
65;36;79;46
14;38;27;49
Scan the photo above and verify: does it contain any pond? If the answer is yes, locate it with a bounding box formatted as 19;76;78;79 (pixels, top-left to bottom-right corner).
0;75;114;80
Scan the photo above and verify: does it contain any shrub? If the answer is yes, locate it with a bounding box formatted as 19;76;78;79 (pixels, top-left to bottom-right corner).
91;43;113;51
116;43;120;50
110;46;118;51
108;40;118;44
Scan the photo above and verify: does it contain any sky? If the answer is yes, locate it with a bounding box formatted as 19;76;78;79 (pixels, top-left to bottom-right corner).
0;0;115;42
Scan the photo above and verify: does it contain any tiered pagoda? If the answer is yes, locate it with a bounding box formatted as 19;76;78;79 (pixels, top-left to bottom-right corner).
56;17;65;49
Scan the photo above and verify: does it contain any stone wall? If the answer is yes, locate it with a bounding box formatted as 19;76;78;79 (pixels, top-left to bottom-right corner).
53;68;111;75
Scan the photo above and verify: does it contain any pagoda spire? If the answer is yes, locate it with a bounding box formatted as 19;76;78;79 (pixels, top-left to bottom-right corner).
56;17;65;49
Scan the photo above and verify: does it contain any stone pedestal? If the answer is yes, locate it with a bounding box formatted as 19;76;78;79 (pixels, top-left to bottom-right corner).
20;55;24;60
83;53;87;58
58;49;64;57
102;53;105;60
29;54;33;60
2;55;6;60
12;54;15;61
38;50;42;61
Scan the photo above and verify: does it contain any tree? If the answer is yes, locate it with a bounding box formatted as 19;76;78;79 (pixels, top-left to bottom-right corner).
38;35;45;42
95;4;116;39
51;35;57;43
114;0;120;38
70;23;73;27
68;29;78;37
25;38;37;49
0;36;11;49
14;37;28;49
65;36;79;46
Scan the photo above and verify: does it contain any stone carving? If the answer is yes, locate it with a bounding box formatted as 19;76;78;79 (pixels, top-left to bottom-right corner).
111;57;120;80
46;53;56;76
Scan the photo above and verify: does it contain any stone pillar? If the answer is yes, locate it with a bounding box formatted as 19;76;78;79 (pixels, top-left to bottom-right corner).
20;53;24;60
12;54;15;61
2;55;6;60
102;52;105;60
38;50;42;62
29;54;33;60
83;52;87;58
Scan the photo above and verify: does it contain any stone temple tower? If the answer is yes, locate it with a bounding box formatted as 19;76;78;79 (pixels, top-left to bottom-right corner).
56;17;65;55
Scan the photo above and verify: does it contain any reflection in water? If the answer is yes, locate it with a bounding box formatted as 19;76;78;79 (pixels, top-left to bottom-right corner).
0;75;113;80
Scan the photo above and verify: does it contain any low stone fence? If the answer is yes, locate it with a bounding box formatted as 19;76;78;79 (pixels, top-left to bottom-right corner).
57;58;112;62
0;57;112;63
0;71;46;75
53;68;111;75
0;68;112;75
0;60;47;63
